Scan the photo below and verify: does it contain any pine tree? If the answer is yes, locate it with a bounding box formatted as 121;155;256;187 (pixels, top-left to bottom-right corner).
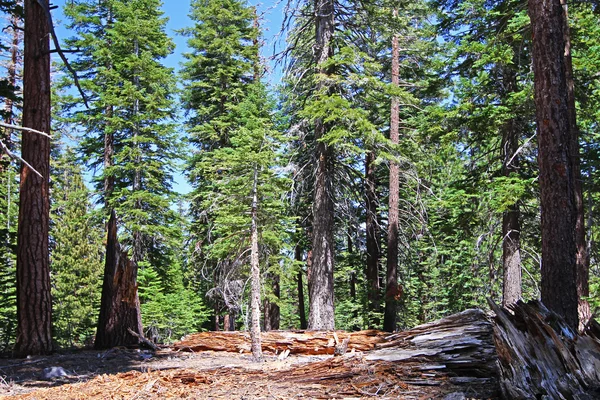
181;0;259;326
195;82;290;357
50;147;103;348
15;0;53;357
0;0;21;350
61;0;180;265
59;0;183;345
529;0;579;330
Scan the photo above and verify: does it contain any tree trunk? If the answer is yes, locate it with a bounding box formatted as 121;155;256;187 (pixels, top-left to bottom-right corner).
528;0;579;331
95;211;143;349
561;0;590;331
500;67;522;307
131;38;143;263
384;29;400;333
249;166;262;360
296;244;307;330
263;273;280;331
365;151;380;328
14;0;53;357
103;7;114;209
308;0;336;331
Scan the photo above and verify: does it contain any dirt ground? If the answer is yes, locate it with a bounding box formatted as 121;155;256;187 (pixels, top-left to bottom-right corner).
0;346;497;399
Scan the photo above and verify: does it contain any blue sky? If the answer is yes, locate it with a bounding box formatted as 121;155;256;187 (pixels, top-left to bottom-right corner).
50;0;288;196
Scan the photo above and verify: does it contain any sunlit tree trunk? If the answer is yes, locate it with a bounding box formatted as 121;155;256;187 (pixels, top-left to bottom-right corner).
14;0;53;357
308;0;336;331
528;0;578;331
384;27;400;333
501;67;522;307
249;165;262;360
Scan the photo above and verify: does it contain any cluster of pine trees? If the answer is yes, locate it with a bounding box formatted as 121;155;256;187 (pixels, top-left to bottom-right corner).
0;0;598;356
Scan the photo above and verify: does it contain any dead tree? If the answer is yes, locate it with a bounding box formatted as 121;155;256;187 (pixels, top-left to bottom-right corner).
95;211;143;349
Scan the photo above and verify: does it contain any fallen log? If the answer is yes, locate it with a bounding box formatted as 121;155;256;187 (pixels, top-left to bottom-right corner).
489;299;600;399
174;329;388;355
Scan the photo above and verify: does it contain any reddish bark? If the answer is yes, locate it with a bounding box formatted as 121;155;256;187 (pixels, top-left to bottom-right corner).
528;0;579;330
14;0;53;357
95;211;143;349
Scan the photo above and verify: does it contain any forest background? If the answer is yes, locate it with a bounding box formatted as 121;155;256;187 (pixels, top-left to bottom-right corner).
0;0;599;350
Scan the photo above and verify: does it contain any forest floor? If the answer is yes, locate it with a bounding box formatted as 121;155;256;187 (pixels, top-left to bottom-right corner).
0;344;496;399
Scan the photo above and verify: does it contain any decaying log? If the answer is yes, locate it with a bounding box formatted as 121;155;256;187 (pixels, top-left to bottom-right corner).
174;329;388;355
371;309;498;378
490;299;600;399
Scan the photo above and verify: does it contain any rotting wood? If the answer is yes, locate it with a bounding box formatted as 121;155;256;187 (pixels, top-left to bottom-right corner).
174;329;388;355
489;299;600;399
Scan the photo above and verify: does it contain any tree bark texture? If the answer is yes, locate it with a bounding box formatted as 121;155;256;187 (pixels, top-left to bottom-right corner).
95;211;143;349
365;151;380;328
500;67;522;307
249;166;262;360
528;0;579;331
296;245;307;330
308;0;335;331
14;0;53;357
384;31;400;333
560;0;590;331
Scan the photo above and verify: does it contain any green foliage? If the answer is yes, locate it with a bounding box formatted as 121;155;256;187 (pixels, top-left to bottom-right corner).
138;266;209;343
50;147;104;348
60;0;181;265
0;163;17;350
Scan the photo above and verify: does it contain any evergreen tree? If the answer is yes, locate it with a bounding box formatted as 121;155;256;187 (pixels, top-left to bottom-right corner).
50;147;103;348
60;0;183;345
15;0;53;357
0;0;21;350
61;0;180;266
181;0;259;326
529;0;579;330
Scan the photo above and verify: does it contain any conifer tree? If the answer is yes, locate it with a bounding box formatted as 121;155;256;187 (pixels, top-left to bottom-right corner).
15;0;53;357
0;0;21;350
181;0;259;326
50;147;103;347
62;0;179;263
60;0;181;346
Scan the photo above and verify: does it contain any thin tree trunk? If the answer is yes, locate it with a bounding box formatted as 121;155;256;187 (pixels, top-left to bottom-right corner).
263;273;280;331
561;0;590;330
501;68;522;307
95;211;143;349
308;0;336;331
365;151;380;328
131;38;143;263
249;165;262;360
103;7;114;209
528;0;579;331
296;244;307;330
14;0;53;357
384;29;400;333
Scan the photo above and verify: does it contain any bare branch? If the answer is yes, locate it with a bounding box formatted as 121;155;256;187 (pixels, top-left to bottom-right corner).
0;139;43;178
0;122;52;138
